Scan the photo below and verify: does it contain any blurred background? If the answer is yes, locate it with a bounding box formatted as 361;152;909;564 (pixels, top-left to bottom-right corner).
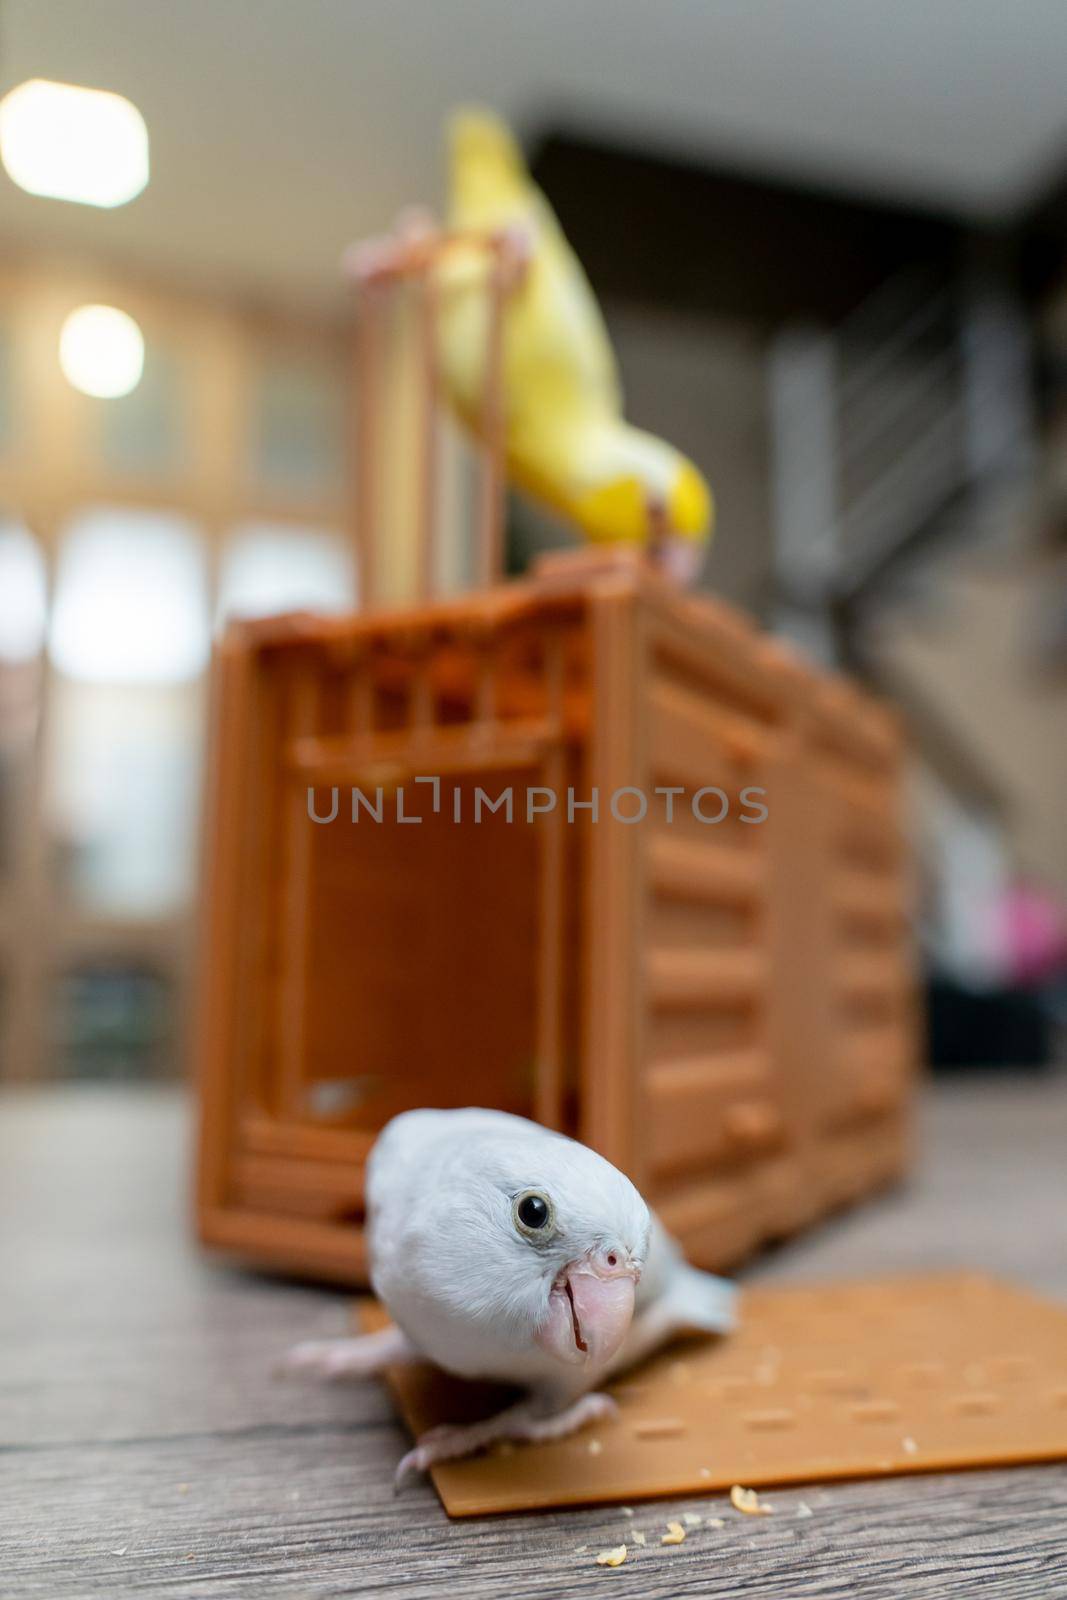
0;0;1065;1086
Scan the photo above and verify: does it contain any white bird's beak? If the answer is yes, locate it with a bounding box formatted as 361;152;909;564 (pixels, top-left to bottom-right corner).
535;1250;638;1368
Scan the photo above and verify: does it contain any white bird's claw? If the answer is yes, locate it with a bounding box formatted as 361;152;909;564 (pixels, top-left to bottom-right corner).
394;1438;441;1489
279;1324;415;1382
394;1391;619;1489
279;1328;408;1381
279;1339;360;1379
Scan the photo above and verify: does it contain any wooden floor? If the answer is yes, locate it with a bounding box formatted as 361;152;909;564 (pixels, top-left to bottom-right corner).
3;1078;1067;1599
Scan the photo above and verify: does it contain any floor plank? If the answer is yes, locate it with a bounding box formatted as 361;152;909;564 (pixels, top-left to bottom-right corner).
2;1078;1066;1597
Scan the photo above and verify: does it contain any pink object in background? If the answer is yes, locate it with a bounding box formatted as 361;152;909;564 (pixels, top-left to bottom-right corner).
997;882;1067;986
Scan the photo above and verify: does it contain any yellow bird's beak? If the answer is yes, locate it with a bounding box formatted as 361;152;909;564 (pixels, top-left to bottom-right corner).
668;460;713;541
568;459;712;551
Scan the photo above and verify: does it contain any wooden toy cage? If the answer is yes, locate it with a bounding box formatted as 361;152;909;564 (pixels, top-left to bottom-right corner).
195;224;919;1284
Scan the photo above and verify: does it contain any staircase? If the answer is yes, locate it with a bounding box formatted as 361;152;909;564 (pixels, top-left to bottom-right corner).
769;268;1037;666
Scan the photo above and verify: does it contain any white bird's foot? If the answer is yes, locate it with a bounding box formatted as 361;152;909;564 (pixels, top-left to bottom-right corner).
280;1324;414;1381
394;1391;617;1487
516;1390;618;1441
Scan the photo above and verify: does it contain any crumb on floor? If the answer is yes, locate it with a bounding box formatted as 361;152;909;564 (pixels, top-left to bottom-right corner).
731;1484;772;1516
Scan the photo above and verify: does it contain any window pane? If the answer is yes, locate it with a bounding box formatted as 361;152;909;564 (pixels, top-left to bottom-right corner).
0;320;14;451
218;523;354;620
251;357;344;496
45;677;203;917
0;522;47;662
51;964;174;1080
49;508;208;684
98;344;184;477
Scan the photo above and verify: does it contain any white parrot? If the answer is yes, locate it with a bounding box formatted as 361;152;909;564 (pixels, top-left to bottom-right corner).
286;1108;736;1483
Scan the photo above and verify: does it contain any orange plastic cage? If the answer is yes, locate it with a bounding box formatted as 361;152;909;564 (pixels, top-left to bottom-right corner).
194;548;919;1283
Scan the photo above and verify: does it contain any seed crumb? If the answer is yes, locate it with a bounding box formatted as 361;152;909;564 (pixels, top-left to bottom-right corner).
574;1545;587;1555
730;1484;772;1516
110;1548;127;1558
902;1436;918;1455
707;1517;725;1528
699;1466;712;1480
796;1502;813;1518
178;1483;190;1495
596;1544;627;1567
683;1512;702;1527
632;1531;647;1547
661;1521;686;1545
620;1506;634;1517
587;1438;603;1456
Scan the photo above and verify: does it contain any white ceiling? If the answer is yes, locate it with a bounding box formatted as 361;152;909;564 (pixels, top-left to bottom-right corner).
1;0;1065;310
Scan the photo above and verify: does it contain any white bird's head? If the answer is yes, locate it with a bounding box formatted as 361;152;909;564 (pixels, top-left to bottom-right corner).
424;1123;651;1372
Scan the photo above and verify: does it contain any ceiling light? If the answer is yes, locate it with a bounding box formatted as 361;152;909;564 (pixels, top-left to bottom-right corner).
59;305;144;399
0;78;148;207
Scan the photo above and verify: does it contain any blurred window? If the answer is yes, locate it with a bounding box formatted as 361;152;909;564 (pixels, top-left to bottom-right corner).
51;964;173;1080
48;507;209;684
0;320;13;450
0;523;47;892
98;344;184;476
45;508;208;916
251;356;344;496
0;521;47;662
217;522;354;620
45;676;204;917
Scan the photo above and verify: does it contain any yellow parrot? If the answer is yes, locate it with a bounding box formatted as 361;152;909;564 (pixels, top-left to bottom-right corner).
437;108;713;582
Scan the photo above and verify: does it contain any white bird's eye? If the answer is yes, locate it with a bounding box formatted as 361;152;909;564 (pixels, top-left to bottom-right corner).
513;1190;556;1240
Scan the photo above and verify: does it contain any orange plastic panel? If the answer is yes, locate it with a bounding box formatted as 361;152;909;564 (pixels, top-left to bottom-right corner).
366;1273;1067;1516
